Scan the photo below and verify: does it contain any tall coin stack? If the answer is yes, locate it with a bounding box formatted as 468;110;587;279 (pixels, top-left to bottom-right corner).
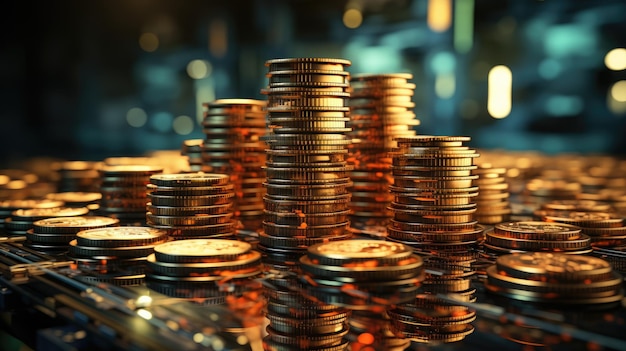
472;163;511;225
201;99;268;234
347;73;420;233
146;174;236;240
260;58;354;351
95;165;164;225
386;136;481;344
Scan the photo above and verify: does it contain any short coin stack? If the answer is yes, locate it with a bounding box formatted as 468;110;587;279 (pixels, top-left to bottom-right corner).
298;240;423;350
472;163;511;225
260;58;354;351
7;206;89;236
386;135;481;344
25;216;119;254
347;73;419;232
483;221;592;255
146;173;236;240
0;199;64;232
96;165;164;225
67;226;169;286
181;139;205;173
201;99;268;233
539;211;626;248
485;252;623;305
145;239;264;307
52;161;101;193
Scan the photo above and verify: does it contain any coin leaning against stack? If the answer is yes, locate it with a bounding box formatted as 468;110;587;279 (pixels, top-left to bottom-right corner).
146;173;237;240
201;99;268;234
260;57;355;351
347;73;420;232
386;135;482;344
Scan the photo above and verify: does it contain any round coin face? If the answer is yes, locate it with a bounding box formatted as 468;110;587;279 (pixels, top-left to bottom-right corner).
13;207;89;218
0;199;65;209
497;252;611;276
495;221;580;234
153;239;251;257
309;239;411;259
149;173;230;186
33;216;119;228
77;226;167;240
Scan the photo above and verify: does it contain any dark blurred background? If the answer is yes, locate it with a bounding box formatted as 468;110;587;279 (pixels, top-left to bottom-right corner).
1;0;625;167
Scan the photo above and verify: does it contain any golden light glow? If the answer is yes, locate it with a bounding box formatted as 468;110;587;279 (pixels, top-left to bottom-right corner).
173;115;194;135
488;65;512;119
610;81;626;102
604;48;626;71
343;9;363;29
209;20;228;57
428;0;452;32
186;59;212;79
608;81;626;115
136;309;153;320
139;32;159;52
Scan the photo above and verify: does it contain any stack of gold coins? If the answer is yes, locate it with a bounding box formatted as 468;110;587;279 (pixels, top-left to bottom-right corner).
67;226;169;286
95;164;163;225
201;99;268;234
146;239;264;306
347;73;419;233
386;135;482;344
146;173;236;240
180;139;205;172
485;252;623;305
0;199;64;232
25;216;119;255
298;239;423;350
260;57;354;351
483;221;592;255
52;160;102;193
472;163;511;225
6;207;89;236
540;211;626;248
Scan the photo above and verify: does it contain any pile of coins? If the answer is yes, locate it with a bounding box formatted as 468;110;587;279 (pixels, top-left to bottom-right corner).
5;206;89;236
259;57;355;351
483;220;592;255
181;139;205;172
146;173;236;240
472;163;511;225
146;239;264;307
95;164;163;225
485;252;624;305
201;99;268;233
347;73;419;232
539;210;626;248
52;160;101;193
347;310;410;351
386;135;482;343
298;239;423;350
67;226;169;286
0;199;64;232
24;216;119;255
